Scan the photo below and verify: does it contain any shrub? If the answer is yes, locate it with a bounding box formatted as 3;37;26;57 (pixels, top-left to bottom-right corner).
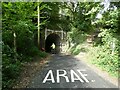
38;51;48;58
2;53;22;89
73;49;81;55
27;46;40;57
87;45;119;77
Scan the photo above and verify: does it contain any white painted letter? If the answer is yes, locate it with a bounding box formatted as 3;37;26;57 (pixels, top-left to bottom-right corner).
77;70;89;82
57;70;69;83
42;70;55;83
70;70;84;82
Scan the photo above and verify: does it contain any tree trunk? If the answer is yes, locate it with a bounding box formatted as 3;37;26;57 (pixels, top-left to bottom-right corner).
13;32;17;61
37;1;40;49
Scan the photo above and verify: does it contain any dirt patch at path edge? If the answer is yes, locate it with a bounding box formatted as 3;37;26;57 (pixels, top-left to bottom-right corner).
13;55;51;88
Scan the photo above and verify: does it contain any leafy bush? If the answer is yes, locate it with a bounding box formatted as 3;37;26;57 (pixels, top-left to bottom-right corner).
2;43;48;89
70;45;76;54
2;47;22;89
70;43;88;55
2;55;21;79
87;45;119;77
80;47;87;52
27;46;40;57
38;51;48;58
73;49;81;55
86;7;119;77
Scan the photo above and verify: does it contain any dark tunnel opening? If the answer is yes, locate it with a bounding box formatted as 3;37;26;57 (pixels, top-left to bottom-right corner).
45;33;61;54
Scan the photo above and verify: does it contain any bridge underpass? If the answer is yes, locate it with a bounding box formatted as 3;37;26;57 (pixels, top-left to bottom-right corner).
44;29;67;54
45;33;61;53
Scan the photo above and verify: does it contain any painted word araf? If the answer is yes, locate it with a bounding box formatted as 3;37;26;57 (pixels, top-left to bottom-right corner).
42;69;89;83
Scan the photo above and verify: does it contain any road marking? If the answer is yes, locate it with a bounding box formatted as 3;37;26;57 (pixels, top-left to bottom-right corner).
77;70;89;82
71;70;84;82
42;69;89;83
42;70;55;83
57;70;69;83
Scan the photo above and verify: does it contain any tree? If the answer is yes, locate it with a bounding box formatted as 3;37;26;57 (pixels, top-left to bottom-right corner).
2;2;49;89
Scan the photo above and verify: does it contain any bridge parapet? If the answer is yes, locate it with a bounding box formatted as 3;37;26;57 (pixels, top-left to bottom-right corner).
45;28;66;40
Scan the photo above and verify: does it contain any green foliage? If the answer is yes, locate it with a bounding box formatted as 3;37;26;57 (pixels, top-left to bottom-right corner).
68;2;119;78
2;2;49;89
73;49;81;55
69;27;87;44
2;58;22;89
2;2;120;89
87;45;118;77
38;51;48;58
70;45;76;54
41;2;71;31
70;44;88;55
87;3;119;77
27;46;48;58
69;2;100;33
2;44;22;89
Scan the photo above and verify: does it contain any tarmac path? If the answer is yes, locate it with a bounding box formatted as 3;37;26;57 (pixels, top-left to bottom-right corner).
27;54;118;89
